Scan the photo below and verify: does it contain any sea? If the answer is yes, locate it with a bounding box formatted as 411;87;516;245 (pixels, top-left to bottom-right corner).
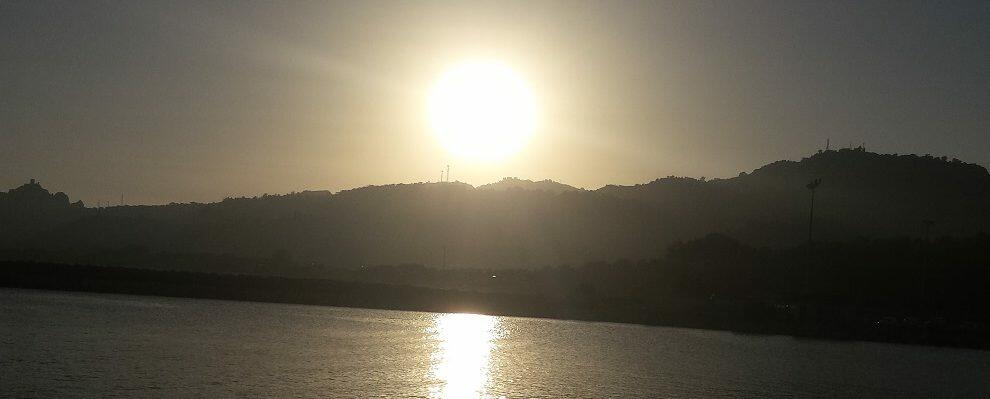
2;288;988;398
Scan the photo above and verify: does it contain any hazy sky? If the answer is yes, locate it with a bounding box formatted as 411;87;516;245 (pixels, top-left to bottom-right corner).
2;0;988;205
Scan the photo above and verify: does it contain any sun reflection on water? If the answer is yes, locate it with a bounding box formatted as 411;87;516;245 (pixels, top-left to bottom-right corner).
428;313;503;399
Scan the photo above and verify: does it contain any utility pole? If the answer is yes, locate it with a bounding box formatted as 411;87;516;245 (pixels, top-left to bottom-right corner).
806;178;822;245
446;164;450;183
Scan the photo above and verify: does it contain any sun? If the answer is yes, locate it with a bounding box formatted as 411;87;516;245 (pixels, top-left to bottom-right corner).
427;60;537;162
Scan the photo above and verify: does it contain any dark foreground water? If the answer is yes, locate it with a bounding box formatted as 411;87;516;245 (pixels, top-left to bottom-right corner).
2;289;989;398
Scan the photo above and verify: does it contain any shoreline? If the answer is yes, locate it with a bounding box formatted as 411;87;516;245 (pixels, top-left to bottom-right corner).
2;260;988;351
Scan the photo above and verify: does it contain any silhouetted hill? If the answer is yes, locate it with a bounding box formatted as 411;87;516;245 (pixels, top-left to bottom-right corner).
478;177;581;194
596;148;990;246
2;149;988;273
1;179;84;210
0;179;85;244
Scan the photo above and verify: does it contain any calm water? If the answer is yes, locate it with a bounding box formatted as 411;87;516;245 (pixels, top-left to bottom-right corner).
2;289;989;398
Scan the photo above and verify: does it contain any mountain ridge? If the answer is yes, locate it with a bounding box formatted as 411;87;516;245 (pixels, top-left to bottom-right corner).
3;148;988;273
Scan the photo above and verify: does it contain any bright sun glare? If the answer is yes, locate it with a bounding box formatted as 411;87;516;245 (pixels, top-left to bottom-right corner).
428;60;537;162
428;313;502;398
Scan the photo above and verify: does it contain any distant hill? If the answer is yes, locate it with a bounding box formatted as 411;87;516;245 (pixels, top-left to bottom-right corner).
2;148;988;273
0;179;85;243
477;177;581;194
596;148;989;244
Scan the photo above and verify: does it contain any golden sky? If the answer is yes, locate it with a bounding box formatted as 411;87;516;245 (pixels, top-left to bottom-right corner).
2;1;988;204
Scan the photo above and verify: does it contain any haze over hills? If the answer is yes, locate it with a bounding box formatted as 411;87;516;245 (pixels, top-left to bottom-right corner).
477;177;582;194
2;148;988;274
